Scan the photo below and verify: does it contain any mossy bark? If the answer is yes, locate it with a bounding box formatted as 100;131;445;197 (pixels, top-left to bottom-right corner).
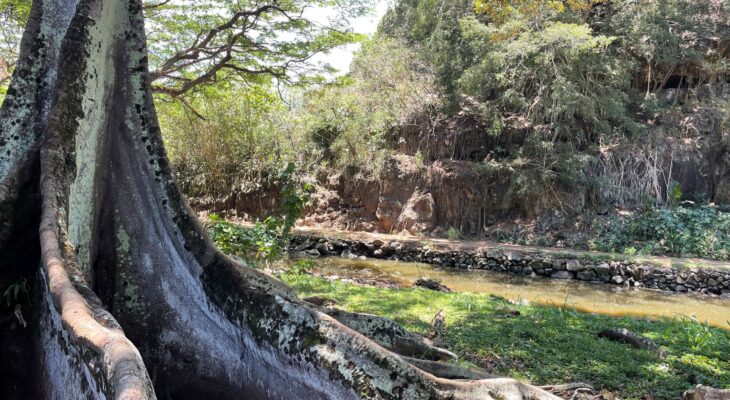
0;0;561;399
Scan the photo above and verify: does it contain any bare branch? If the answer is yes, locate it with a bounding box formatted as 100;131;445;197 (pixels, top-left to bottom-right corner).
143;0;171;10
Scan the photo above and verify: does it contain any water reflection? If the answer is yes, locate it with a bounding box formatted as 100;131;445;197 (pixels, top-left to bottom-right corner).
291;256;730;329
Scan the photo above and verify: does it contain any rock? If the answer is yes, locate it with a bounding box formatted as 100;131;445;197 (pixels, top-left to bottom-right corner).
566;260;584;272
306;249;321;257
315;243;329;255
294;242;311;252
715;173;730;205
611;275;624;284
595;263;611;275
552;260;566;271
394;191;435;234
341;249;359;259
551;271;572;280
414;279;451;292
375;197;404;232
683;385;730;400
577;270;597;281
486;250;502;259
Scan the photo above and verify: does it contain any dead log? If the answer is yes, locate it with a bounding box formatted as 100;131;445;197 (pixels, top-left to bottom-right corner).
598;328;664;356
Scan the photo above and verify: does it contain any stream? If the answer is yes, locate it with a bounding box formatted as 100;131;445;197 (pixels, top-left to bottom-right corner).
290;256;730;329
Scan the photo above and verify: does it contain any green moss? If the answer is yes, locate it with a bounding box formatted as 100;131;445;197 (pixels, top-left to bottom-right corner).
281;274;730;400
300;331;327;349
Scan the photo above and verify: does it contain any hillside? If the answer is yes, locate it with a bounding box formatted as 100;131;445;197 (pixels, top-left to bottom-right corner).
184;0;730;259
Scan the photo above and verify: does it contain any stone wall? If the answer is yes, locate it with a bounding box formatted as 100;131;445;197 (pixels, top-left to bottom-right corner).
289;235;730;297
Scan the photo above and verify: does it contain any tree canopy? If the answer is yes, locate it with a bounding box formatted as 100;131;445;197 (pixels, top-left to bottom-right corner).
144;0;369;98
0;0;368;100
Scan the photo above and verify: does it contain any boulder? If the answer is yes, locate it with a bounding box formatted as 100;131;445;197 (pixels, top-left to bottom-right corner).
341;249;359;259
315;243;329;255
577;271;597;281
595;263;611;275
375;197;403;232
394;191;435;234
551;271;573;280
566;260;585;272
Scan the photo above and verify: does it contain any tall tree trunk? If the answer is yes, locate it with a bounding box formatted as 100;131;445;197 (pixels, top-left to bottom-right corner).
1;1;560;399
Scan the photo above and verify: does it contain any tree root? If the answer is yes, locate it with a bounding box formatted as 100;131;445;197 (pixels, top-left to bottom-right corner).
539;383;595;392
316;306;458;361
683;385;730;400
399;356;496;380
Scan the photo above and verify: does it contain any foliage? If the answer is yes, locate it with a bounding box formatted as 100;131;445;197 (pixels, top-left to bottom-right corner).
0;0;29;23
0;0;367;101
279;163;314;238
676;316;723;353
459;19;630;142
143;0;367;97
0;0;28;100
284;274;730;400
590;205;730;260
207;164;311;259
297;37;438;172
208;214;283;259
158;81;289;197
474;0;603;25
446;227;462;240
372;0;729;210
286;259;316;275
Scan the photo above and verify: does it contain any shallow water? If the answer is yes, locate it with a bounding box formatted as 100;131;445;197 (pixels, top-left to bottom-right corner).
296;256;730;329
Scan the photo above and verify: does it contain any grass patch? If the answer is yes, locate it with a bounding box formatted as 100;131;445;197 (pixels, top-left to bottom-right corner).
281;273;730;400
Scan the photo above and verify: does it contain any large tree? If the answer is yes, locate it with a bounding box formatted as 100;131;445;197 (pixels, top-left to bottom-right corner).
0;0;561;398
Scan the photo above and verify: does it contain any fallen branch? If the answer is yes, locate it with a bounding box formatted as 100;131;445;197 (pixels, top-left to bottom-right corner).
598;328;664;356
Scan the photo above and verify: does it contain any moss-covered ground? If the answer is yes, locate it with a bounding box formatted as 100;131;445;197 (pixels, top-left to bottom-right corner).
280;272;730;400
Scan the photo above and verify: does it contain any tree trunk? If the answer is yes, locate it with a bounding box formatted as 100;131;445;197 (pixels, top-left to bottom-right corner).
0;1;560;399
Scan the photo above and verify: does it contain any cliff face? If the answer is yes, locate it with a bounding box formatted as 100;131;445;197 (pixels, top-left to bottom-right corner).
194;98;729;238
188;0;730;237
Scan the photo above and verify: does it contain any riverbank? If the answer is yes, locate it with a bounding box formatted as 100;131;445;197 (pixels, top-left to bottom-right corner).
208;219;730;398
280;271;730;400
286;227;730;296
287;256;730;328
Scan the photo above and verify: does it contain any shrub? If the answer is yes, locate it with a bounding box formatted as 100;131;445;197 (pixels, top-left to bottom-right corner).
157;82;291;197
297;38;438;173
207;164;311;260
447;227;463;240
592;205;730;260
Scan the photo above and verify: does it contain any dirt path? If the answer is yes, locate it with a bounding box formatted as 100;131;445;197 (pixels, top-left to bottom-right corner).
288;226;730;271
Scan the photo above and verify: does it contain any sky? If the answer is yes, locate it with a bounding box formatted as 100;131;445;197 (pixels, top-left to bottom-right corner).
310;0;391;76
